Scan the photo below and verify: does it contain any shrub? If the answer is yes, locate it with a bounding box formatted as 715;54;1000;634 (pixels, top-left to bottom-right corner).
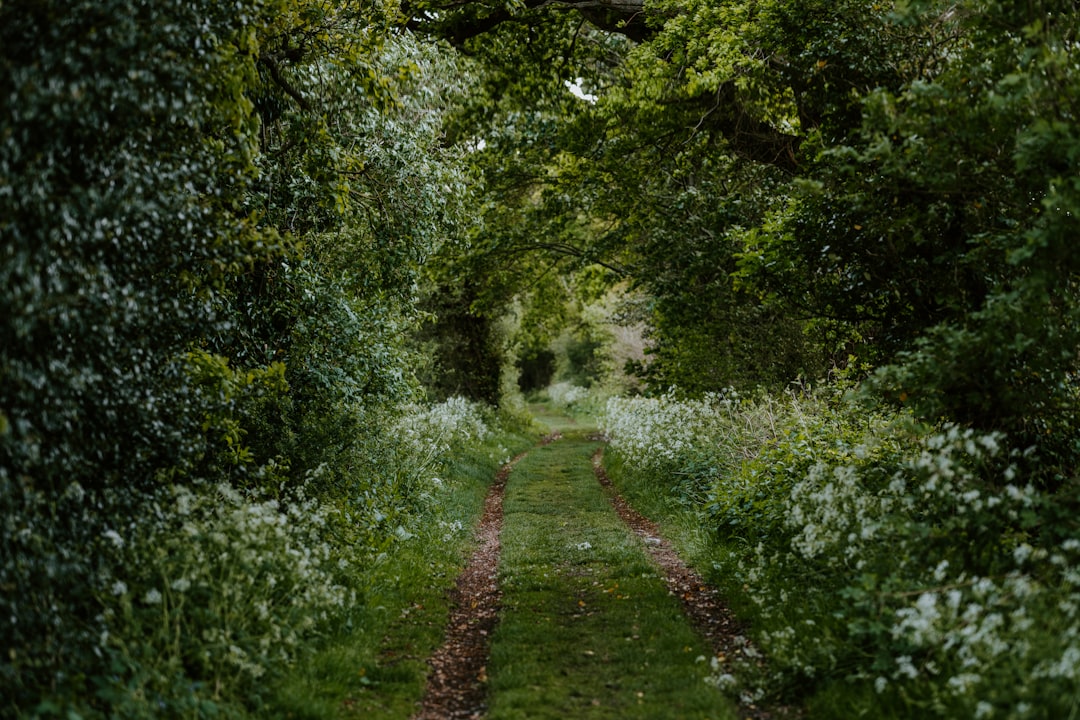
601;387;1080;717
603;388;779;507
90;479;353;714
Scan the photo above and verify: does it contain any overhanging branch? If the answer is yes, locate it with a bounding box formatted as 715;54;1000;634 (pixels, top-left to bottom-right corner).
404;0;650;45
259;53;312;112
524;240;629;276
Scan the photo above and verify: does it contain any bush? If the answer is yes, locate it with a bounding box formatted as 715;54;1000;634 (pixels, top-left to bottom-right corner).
90;479;353;715
1;395;503;718
601;387;1080;717
603;388;779;507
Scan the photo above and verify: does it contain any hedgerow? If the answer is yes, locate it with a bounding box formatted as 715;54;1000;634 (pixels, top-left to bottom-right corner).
0;1;477;716
602;389;1080;718
1;396;504;718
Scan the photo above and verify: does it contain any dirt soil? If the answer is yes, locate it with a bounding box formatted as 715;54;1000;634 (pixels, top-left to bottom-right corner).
411;435;560;720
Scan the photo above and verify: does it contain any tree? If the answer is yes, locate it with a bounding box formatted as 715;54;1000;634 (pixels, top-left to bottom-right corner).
0;1;472;711
419;0;1080;459
412;0;898;391
222;20;473;484
406;0;653;44
850;1;1080;455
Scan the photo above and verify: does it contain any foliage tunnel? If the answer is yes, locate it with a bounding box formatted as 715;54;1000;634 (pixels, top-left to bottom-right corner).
2;0;1080;716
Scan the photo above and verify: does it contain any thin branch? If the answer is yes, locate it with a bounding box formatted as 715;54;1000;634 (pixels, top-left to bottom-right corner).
259;53;313;112
527;240;629;276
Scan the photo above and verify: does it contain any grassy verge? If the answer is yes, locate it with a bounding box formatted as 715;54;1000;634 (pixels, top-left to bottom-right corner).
526;400;589;435
598;449;788;709
487;435;737;720
598;450;717;578
265;424;537;719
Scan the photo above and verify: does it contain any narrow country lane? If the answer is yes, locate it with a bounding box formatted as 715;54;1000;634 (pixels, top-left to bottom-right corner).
483;431;739;720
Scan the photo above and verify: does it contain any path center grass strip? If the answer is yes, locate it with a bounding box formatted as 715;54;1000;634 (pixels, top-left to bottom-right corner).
486;436;738;720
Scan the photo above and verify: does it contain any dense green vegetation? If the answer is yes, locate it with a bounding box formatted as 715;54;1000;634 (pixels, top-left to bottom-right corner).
600;389;1080;717
424;0;1080;432
2;0;1078;717
424;4;1080;710
1;1;485;715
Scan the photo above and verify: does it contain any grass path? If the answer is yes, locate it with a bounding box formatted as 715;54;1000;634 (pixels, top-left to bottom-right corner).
484;429;738;719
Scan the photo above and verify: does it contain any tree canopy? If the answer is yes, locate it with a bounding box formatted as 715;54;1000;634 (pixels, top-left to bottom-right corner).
419;0;1080;449
2;0;1079;714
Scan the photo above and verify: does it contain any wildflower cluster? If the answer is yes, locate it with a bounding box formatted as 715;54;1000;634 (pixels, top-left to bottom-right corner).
367;397;497;527
96;482;352;700
602;388;1080;717
0;396;500;717
396;396;491;463
547;382;590;410
603;389;773;506
1;473;349;714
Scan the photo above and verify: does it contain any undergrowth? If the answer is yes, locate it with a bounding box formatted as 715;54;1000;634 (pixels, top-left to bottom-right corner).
2;399;536;719
601;386;1080;719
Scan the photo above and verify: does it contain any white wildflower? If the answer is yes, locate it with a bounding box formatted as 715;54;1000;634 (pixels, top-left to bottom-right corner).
946;672;980;692
895;655;918;679
63;481;86;503
1013;543;1033;566
706;673;739;690
102;529;125;548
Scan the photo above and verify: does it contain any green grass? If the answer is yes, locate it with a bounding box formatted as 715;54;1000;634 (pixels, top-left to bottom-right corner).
265;541;452;719
601;449;814;715
527;400;590;435
487;437;738;720
599;450;717;571
265;429;535;719
265;416;737;720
